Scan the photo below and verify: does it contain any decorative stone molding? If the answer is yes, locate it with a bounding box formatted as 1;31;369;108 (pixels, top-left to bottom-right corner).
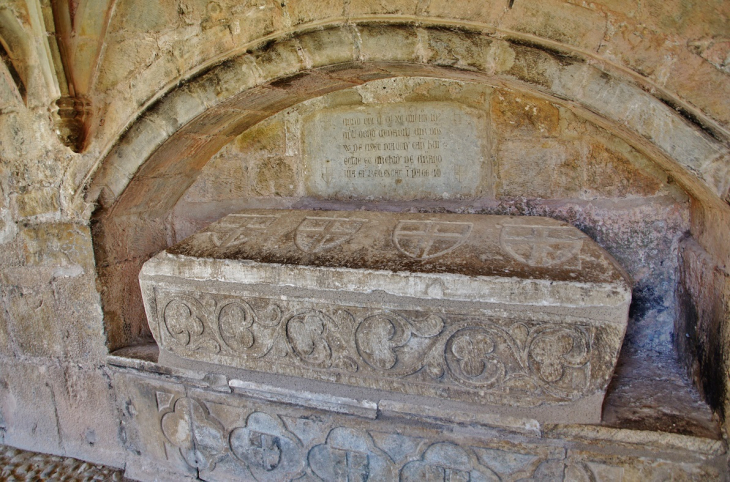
86;25;730;214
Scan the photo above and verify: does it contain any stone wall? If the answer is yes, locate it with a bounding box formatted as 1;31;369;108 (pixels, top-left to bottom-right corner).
0;0;728;474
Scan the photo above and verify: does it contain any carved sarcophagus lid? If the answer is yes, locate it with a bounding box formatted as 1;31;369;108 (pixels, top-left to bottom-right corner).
140;209;631;423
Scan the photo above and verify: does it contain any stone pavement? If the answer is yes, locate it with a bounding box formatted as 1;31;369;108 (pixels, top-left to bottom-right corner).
0;445;124;481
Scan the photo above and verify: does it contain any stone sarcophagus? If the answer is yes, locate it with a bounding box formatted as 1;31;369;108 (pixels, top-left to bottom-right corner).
139;209;631;423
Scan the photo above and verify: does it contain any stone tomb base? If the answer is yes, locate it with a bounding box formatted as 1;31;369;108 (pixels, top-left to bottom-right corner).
140;210;631;424
109;351;726;482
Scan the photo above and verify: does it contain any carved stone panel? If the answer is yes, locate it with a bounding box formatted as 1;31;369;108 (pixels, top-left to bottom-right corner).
302;102;485;200
141;210;631;423
150;289;614;408
115;372;724;482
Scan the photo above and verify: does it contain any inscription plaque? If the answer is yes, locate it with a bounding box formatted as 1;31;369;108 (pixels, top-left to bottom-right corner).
141;209;632;424
303;102;484;199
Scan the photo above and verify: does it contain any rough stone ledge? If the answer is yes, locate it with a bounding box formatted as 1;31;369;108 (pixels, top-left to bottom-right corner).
228;379;379;420
543;425;726;458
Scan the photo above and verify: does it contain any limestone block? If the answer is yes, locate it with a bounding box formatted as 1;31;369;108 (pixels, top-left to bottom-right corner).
115;371;560;481
95;36;159;92
550;63;723;178
113;175;194;217
140;209;631;423
19;223;95;272
270;72;359;104
92;214;169;265
253;157;297;197
286;0;344;26
297;28;356;68
12;187;60;219
505;42;565;89
146;86;209;136
320;63;394;85
98;259;154;350
584;142;662;198
496;139;582;198
500;0;607;51
424;28;492;72
0;207;17;245
51;275;107;361
3;283;65;358
191;56;260;108
0;301;14;358
491;89;560;138
252;40;306;84
348;0;419;16
112;0;181;34
699;152;730;205
677;237;730;413
423;0;504;25
137;133;226;181
356;24;421;63
227;86;296;116
1;264;106;360
50;364;124;466
111;372;196;480
0;361;63;454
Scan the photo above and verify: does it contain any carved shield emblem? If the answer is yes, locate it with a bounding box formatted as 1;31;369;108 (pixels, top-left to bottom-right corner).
199;214;279;248
295;217;366;253
500;225;585;268
393;220;473;260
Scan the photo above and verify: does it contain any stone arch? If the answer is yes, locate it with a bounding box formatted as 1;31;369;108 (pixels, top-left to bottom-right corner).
86;23;730;349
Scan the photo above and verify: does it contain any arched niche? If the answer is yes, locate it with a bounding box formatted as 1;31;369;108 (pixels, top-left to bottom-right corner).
86;24;728;389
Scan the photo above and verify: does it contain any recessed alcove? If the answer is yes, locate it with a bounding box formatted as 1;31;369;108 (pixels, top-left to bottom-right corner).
97;75;721;439
82;25;730;478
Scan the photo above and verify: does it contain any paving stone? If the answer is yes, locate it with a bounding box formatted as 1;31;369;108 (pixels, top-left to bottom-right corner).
0;445;124;481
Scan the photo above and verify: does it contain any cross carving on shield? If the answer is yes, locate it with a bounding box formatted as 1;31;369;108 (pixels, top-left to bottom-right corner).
500;224;586;268
295;217;366;253
202;214;279;248
393;220;473;260
248;431;282;472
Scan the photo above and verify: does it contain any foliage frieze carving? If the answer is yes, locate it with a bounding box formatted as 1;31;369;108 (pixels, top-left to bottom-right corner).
157;289;597;405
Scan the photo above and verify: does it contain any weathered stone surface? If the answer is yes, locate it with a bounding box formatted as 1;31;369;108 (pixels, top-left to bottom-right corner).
677;237;730;423
111;366;726;482
12;187;60;219
496;139;583;198
491;89;560;138
303;102;486;200
3;283;65;358
19;223;95;272
0;361;63;455
501;0;607;51
141;209;630;422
